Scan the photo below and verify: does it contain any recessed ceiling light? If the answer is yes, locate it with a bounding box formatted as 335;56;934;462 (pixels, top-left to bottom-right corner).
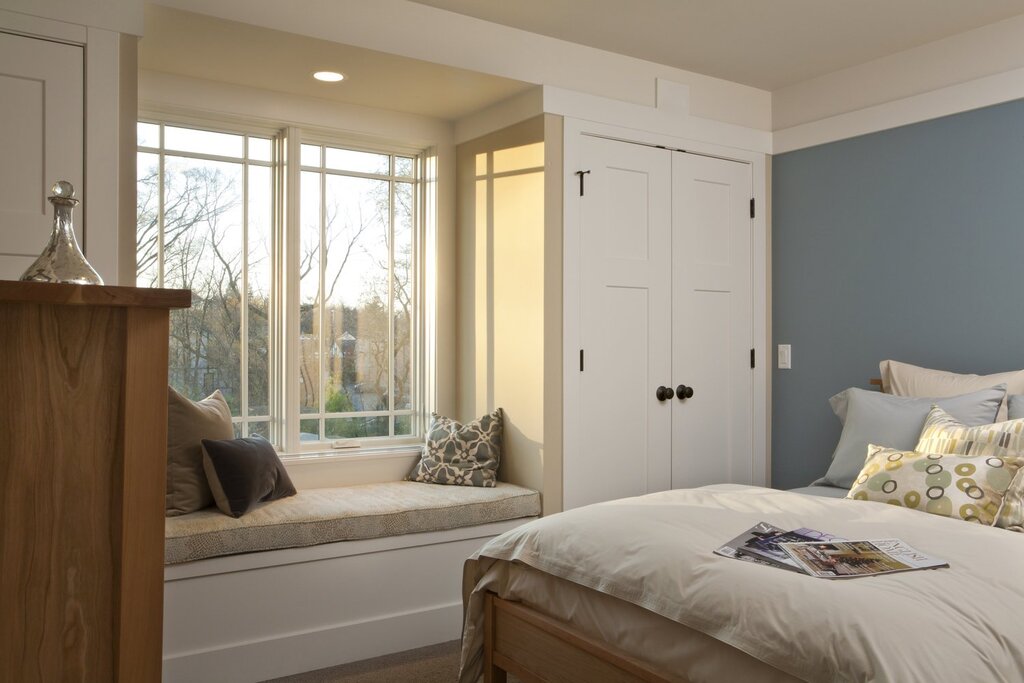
313;71;345;82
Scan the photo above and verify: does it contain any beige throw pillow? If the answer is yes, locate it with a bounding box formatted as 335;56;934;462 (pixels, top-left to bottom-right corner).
880;359;1024;421
914;405;1024;531
848;445;1023;526
166;387;234;516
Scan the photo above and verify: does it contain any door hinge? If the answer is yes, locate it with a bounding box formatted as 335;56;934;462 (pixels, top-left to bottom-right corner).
580;349;585;371
749;198;755;219
575;170;591;197
750;348;755;369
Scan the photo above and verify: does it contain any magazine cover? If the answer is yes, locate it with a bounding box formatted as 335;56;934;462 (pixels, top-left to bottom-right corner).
780;539;948;579
715;522;842;572
714;521;790;568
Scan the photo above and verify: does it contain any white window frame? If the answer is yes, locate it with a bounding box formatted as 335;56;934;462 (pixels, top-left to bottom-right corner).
138;113;432;458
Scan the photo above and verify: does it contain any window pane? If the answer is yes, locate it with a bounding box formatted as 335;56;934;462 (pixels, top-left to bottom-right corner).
165;125;244;158
247;421;270;438
325;147;388;175
301;144;321;167
248;165;272;417
248;137;272;162
323;175;389;414
300;418;320;442
394;415;412;436
136;152;161;288
395;156;414;177
326;416;388;440
137;122;159;148
393;181;414;411
299;171;322;414
163;156;244;413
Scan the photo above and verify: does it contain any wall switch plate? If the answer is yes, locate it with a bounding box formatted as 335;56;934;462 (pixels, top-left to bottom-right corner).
778;344;791;369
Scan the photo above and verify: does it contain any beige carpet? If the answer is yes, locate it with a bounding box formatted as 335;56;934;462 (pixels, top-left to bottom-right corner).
263;640;463;683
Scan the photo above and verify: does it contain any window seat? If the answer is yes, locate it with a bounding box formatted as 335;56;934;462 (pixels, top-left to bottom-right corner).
165;480;540;564
163;480;539;681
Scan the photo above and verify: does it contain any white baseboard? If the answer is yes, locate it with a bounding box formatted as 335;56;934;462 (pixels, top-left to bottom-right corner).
163;601;462;683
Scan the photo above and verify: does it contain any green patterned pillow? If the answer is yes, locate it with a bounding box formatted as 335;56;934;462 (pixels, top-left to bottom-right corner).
914;406;1024;530
847;444;1024;526
407;409;502;487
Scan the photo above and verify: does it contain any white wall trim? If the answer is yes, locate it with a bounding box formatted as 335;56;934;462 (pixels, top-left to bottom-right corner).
454;87;544;144
773;64;1024;154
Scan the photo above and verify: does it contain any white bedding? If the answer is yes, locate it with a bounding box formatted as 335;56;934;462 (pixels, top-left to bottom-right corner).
460;485;1024;683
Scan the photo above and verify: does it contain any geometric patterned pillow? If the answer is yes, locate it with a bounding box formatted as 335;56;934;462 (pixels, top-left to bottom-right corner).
847;444;1024;526
914;406;1024;530
407;409;502;487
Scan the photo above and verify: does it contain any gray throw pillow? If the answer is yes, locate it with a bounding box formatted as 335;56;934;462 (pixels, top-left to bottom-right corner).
814;385;1005;490
166;387;234;516
408;409;503;486
201;435;296;518
1009;395;1024;420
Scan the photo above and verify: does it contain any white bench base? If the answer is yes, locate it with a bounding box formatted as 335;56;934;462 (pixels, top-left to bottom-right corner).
163;517;533;682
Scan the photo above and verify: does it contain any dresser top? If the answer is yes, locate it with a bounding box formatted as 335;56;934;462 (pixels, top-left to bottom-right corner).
0;280;191;309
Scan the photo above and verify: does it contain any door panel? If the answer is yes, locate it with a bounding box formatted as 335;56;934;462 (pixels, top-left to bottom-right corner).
671;153;753;488
568;135;672;509
0;32;84;280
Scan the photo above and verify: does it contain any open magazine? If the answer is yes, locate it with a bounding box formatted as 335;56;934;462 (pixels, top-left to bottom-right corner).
715;522;947;578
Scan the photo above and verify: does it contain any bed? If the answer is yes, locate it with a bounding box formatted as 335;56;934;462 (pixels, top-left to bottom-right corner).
459;484;1024;683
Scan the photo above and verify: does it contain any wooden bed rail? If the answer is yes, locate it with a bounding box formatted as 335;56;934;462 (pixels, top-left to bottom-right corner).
483;592;684;683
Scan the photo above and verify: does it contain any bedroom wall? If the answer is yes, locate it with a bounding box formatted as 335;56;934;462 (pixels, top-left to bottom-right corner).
771;97;1024;490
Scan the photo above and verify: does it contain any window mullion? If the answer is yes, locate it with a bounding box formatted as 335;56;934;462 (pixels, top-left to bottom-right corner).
319;161;327;441
240;140;250;435
281;127;304;453
387;170;396;437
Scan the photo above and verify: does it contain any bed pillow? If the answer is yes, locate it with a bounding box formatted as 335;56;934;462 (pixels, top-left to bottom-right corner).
816;386;1005;490
201;435;296;518
914;405;1024;531
167;387;235;516
879;359;1024;422
408;409;502;487
848;445;1024;526
1009;395;1024;421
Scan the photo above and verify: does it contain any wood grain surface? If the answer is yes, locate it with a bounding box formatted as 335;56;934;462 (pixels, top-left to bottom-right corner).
0;280;190;309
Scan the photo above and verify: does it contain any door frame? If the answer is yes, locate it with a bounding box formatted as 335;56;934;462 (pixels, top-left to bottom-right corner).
562;117;769;502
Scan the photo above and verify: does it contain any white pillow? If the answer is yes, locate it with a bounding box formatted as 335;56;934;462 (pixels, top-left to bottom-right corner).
879;359;1024;422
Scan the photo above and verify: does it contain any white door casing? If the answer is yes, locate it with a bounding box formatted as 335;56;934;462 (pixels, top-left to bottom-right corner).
567;134;673;510
0;30;84;280
671;152;753;488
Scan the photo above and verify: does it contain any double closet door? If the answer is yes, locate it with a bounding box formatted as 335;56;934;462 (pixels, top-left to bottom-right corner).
567;134;754;510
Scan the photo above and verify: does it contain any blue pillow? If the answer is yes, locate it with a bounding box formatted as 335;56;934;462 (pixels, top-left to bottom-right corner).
814;385;1005;489
1009;395;1024;420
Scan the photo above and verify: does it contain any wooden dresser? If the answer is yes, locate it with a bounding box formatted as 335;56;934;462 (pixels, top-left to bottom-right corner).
0;281;191;683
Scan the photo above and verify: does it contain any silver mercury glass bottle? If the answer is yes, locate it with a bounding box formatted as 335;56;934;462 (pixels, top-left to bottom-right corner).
20;180;103;285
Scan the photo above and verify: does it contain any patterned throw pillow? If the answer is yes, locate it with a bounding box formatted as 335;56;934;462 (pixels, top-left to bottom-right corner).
407;409;503;487
914;406;1024;530
847;445;1024;526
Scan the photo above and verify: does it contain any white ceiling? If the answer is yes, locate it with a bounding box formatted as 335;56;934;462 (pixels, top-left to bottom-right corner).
139;6;534;121
409;0;1024;90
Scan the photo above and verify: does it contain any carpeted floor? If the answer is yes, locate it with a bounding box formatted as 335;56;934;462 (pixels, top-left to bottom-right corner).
264;640;463;683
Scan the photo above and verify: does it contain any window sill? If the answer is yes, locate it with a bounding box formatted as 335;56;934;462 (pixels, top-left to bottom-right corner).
279;444;423;465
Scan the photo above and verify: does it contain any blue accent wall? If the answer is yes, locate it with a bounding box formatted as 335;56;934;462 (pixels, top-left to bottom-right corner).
771;99;1024;490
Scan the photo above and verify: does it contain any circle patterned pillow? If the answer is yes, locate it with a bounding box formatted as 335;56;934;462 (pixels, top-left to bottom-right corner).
847;444;1024;525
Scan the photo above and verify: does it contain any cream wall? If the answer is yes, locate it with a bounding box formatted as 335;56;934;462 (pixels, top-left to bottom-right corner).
456;115;562;513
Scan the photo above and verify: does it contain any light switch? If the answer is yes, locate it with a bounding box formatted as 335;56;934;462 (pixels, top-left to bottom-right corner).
778;344;791;369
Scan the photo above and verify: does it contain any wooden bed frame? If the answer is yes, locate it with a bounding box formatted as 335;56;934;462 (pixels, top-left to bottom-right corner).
482;592;685;683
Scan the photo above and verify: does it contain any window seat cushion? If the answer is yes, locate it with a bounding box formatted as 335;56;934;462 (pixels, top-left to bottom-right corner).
164;480;540;565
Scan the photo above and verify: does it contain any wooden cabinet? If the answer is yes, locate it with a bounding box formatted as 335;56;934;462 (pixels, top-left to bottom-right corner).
0;281;190;683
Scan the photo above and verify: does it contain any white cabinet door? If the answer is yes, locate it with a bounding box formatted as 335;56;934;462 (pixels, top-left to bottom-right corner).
671;152;753;487
567;135;673;510
0;31;84;280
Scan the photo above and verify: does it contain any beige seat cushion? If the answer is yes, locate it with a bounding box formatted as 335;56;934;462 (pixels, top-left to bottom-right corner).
879;359;1024;422
165;481;541;564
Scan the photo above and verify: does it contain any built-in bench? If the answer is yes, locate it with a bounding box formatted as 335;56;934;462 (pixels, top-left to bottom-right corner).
163;481;540;683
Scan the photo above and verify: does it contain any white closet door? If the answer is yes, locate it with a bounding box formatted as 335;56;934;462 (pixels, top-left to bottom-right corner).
0;31;84;280
568;135;673;509
671;153;753;487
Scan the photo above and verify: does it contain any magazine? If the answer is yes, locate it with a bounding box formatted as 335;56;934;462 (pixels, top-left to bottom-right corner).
779;539;948;579
714;522;845;572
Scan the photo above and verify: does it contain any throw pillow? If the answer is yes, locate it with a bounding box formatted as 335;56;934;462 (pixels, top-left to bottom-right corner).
847;445;1024;526
914;405;1024;530
815;386;1005;490
166;387;234;516
879;359;1024;421
1009;395;1024;421
201;435;297;518
408;409;503;486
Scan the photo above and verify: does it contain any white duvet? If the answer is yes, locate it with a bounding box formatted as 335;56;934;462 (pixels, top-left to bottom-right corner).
461;485;1024;683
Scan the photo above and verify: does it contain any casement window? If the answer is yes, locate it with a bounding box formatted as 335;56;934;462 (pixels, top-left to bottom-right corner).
137;120;424;453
